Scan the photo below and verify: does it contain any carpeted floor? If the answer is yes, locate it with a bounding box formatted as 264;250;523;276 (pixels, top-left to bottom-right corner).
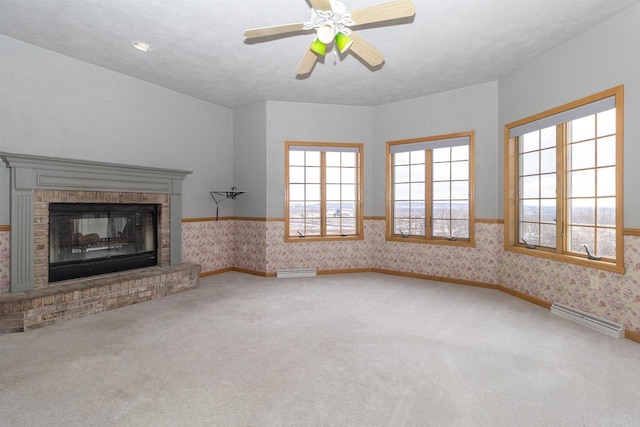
1;272;639;426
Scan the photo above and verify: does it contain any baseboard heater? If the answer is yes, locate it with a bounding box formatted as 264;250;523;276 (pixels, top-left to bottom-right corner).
551;302;624;338
276;269;317;278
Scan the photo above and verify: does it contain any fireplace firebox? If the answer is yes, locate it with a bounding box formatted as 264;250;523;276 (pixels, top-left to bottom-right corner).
49;203;159;282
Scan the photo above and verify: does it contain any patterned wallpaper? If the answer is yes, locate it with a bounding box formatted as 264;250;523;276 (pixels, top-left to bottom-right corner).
3;220;640;333
181;220;234;273
0;230;8;293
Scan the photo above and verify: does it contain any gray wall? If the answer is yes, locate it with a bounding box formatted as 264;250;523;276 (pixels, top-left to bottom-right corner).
371;81;499;218
499;2;640;227
0;34;234;223
233;102;267;218
265;101;373;218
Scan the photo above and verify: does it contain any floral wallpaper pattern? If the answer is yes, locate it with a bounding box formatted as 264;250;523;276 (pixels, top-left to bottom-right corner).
3;218;640;332
233;220;267;273
500;233;640;334
0;230;9;293
182;220;234;273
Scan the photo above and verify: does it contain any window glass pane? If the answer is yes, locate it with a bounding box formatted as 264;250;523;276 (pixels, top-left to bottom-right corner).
521;222;539;245
540;148;556;174
410;201;425;217
451;161;469;180
597;228;616;258
597;136;616;167
342;152;357;167
432;219;450;237
597;197;616;226
433;163;450;181
410;219;426;235
451;220;469;238
342;168;356;184
342;218;357;235
452;201;469;219
394;202;409;217
290;202;304;218
326;152;340;167
569;140;595;170
326;201;340;216
597;109;616;137
540;199;556;223
432;201;450;219
570;198;595;225
521;131;539;153
394;218;409;234
540;126;556;149
326;184;340;200
395;165;410;183
521;176;539;198
289;151;305;166
451;182;468;199
306;184;321;201
394;152;409;165
570;226;595;254
411;164;425;182
306;166;321;183
570;170;595;197
326;167;340;184
306;219;321;235
306;201;321;217
411;183;425;200
341;184;356;201
290;184;305;201
395;183;410;200
521;200;539;222
410;150;425;164
289;219;304;236
540;173;556;198
540;224;556;248
433;147;450;162
326;218;340;234
433;182;450;200
306;151;321;166
570;115;595;142
290;166;305;183
597;167;616;197
341;201;355;217
521;152;539;175
451;145;468;161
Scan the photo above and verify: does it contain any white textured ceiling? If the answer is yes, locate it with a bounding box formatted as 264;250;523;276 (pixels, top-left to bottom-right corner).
0;0;637;109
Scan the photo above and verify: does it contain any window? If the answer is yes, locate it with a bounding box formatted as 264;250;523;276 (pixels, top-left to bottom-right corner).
505;86;624;273
386;132;475;245
285;141;363;241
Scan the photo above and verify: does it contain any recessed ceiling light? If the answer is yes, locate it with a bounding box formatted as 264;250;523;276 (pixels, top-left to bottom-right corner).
133;41;152;52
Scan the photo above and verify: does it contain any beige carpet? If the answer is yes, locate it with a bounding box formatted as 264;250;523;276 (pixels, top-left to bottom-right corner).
1;272;639;426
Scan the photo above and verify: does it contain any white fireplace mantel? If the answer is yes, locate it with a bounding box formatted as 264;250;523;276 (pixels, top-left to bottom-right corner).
0;152;192;292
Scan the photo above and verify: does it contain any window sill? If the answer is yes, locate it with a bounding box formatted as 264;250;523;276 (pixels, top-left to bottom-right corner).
505;245;625;274
285;235;364;243
386;236;475;247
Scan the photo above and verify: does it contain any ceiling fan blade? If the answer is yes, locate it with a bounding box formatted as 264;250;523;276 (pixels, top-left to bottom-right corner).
350;0;416;26
348;32;385;67
309;0;333;12
296;44;319;75
244;23;307;39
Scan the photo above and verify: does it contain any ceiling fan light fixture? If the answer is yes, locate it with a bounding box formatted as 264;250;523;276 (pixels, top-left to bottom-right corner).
310;39;327;56
316;22;335;44
334;32;353;53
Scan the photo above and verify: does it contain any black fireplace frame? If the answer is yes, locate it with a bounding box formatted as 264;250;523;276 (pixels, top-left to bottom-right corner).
48;203;159;282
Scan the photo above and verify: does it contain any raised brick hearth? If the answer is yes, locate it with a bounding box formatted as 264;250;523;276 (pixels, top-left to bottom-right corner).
0;263;200;332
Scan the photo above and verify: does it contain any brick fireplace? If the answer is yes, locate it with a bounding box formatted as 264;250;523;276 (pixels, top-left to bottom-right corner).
0;153;200;331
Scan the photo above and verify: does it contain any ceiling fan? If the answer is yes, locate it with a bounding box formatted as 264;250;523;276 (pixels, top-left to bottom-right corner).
244;0;416;76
